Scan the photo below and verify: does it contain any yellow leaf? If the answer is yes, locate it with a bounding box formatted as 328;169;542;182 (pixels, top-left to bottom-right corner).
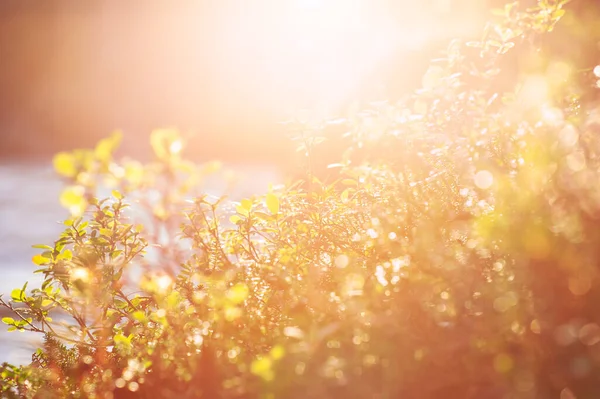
224;306;242;321
53;152;77;178
124;161;144;186
266;193;280;215
57;249;73;261
150;128;180;159
236;205;249;217
341;188;353;202
32;254;49;266
166;291;181;308
11;289;23;302
269;345;285;360
241;199;253;211
59;186;86;216
100;228;113;237
153;205;167;221
112;190;123;200
95;131;122;162
132;311;147;322
552;9;565;20
41;299;53;307
226;283;249;304
251;357;273;381
113;333;132;347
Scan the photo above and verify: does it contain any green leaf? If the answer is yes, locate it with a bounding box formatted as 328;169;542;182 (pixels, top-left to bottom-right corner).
2;317;14;325
7;326;16;332
41;299;53;307
266;193;280;215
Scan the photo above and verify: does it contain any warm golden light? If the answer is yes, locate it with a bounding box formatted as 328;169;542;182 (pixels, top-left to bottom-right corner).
7;1;597;397
213;0;486;120
71;267;90;283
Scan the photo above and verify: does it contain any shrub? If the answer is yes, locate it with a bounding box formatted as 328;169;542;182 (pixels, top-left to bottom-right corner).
3;1;600;398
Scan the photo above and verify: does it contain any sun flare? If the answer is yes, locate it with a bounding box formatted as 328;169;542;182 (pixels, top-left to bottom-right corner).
214;0;485;120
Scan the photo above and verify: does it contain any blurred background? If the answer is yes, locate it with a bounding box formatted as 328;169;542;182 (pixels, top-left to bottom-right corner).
0;0;493;164
0;0;597;363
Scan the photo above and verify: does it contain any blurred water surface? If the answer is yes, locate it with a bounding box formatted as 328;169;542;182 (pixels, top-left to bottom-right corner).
0;163;64;364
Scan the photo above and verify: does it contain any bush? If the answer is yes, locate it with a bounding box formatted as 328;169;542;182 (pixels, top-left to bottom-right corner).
3;1;600;398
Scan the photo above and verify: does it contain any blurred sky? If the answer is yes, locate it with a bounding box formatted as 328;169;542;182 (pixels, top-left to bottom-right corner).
0;0;493;168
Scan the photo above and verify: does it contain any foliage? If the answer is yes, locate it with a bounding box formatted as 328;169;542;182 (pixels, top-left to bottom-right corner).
3;1;600;398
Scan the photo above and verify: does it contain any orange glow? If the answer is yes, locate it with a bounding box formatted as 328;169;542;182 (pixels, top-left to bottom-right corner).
0;2;488;165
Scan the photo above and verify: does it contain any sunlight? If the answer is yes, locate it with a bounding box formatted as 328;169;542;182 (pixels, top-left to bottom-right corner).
214;0;469;119
272;0;391;114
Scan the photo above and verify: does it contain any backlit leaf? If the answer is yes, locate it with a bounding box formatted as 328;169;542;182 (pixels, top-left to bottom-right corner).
95;131;122;162
132;311;147;322
59;186;87;216
266;193;280;215
32;254;48;266
31;244;53;250
226;283;249;305
11;289;23;302
53;152;77;177
241;199;253;211
270;345;285;360
251;357;274;381
112;190;123;200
